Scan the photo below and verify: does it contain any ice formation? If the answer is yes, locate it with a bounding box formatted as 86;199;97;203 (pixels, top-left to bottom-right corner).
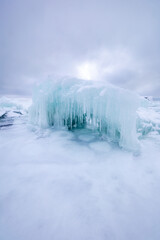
29;78;141;151
137;100;160;136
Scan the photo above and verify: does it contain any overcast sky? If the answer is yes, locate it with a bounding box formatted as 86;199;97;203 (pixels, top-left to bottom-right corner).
0;0;160;96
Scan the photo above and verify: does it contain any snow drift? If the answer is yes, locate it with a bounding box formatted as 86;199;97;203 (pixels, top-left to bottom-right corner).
29;78;141;151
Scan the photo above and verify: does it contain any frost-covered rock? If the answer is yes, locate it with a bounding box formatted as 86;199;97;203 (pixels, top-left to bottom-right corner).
0;96;31;117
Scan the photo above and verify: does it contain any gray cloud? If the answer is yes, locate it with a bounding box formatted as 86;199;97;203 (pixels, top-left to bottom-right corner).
0;0;160;96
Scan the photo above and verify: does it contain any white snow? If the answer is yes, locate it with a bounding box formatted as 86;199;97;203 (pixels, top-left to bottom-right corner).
0;94;160;240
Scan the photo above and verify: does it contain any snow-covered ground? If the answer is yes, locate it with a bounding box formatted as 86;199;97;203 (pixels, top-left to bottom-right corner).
0;96;160;240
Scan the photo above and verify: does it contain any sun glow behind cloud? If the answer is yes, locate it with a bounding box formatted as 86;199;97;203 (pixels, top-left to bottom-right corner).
75;48;135;82
76;62;99;80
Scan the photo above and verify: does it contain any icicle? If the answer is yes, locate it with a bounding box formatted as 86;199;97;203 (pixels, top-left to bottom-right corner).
29;78;140;151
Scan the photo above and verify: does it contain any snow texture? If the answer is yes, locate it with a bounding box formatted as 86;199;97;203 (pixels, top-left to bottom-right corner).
29;79;140;151
0;95;160;240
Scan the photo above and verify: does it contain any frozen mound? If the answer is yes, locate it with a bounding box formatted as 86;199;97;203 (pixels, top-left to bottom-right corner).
137;100;160;136
0;96;31;118
29;78;141;151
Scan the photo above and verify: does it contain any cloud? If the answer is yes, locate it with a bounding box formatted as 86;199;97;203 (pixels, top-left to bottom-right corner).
0;0;160;96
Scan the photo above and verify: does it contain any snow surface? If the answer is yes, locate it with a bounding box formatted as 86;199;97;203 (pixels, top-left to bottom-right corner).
1;95;160;240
